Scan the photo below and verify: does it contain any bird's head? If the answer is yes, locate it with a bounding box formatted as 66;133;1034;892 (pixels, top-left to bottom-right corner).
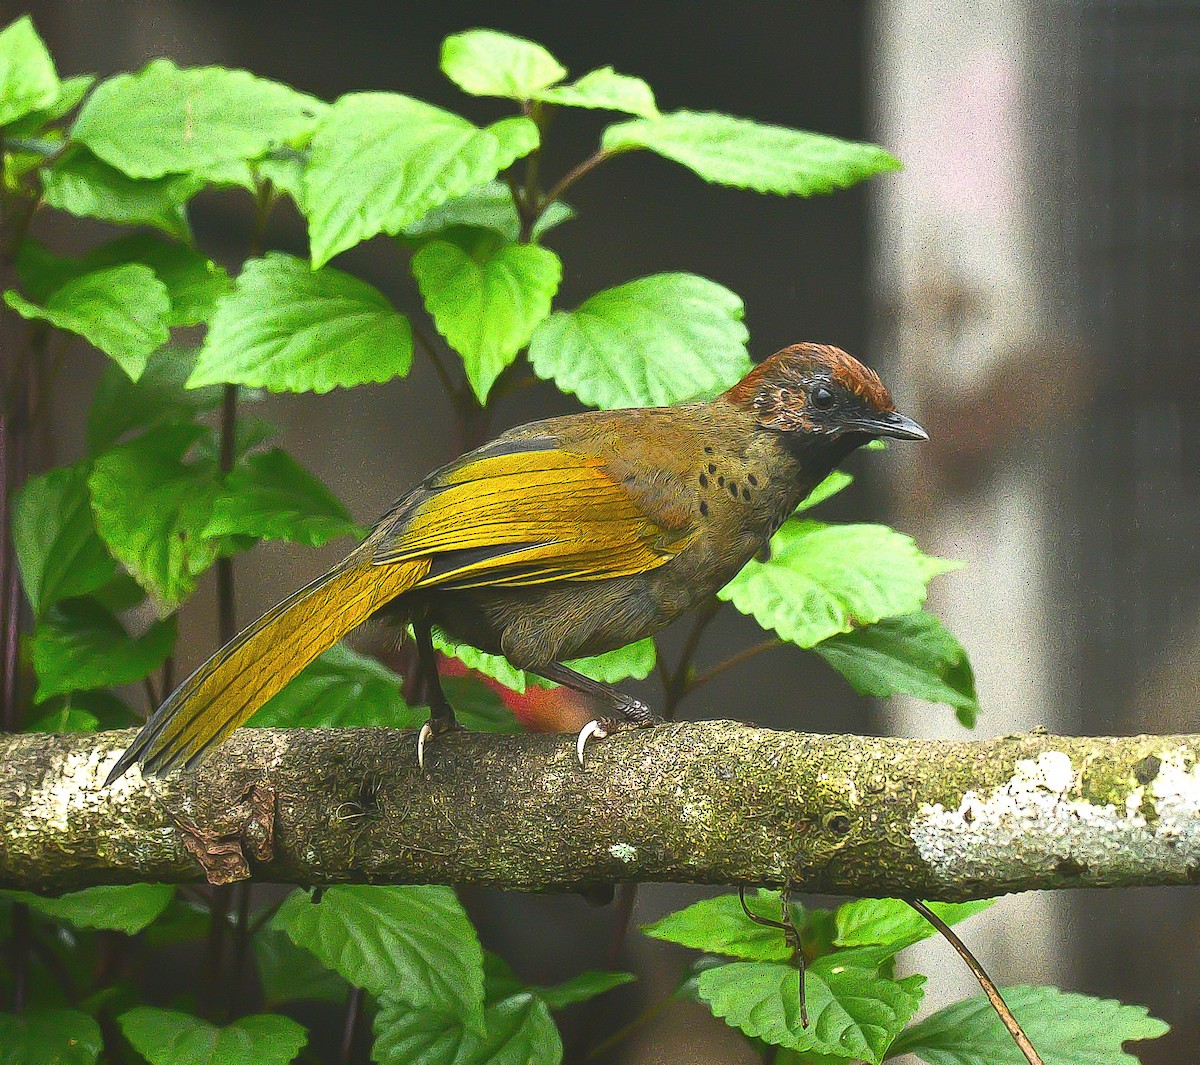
723;343;927;445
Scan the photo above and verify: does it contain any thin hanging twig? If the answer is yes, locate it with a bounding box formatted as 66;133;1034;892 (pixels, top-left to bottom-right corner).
908;900;1044;1065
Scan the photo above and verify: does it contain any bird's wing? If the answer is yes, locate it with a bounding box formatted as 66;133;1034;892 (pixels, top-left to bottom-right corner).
372;436;694;590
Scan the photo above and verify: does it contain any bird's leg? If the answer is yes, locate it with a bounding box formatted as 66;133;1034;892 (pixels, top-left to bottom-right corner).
413;618;461;769
528;662;664;767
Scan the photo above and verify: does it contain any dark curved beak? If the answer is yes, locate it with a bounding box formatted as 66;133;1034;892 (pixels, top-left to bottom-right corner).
858;410;929;441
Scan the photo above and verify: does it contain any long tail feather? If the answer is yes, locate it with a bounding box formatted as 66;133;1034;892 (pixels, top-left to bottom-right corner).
107;553;428;782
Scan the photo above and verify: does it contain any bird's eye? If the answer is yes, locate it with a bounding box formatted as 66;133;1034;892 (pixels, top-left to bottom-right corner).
811;385;835;410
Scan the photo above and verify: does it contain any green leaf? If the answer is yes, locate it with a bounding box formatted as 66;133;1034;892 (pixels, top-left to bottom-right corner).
4;73;93;137
73;59;323;179
32;688;137;730
77;233;231;327
0;16;59;129
401;180;572;245
274;886;485;1028
642;892;793;962
814;613;979;726
535;971;636;1010
536;67;658;118
41;148;199;240
248;643;422;729
118;1007;307;1065
833;898;993;950
254;925;349;1006
719;521;949;649
413;230;561;403
88;348;221;454
796;470;853;513
372;992;561;1065
528;273;750;409
17;235;229;328
88;424;223;611
30;599;176;703
889;986;1170;1065
304;93;538;265
24;706;100;733
433;631;656;694
440;29;566;100
13;462;117;617
439;676;520;734
188;252;412;392
0;1008;101;1065
697;959;924;1063
602;111;901;196
5;264;170;380
3;884;173;934
203;448;359;547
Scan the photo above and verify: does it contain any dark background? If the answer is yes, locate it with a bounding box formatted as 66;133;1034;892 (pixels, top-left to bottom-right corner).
19;1;1200;1061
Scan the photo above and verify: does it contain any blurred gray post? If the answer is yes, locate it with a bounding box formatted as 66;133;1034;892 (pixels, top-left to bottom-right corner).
869;0;1076;1014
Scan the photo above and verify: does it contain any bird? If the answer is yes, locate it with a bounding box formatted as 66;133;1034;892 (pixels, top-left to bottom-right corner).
106;342;927;783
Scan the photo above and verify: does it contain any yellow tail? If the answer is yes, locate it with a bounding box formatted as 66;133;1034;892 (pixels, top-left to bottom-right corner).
107;551;428;781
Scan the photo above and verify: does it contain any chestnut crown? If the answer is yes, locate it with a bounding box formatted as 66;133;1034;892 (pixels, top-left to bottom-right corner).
723;343;927;442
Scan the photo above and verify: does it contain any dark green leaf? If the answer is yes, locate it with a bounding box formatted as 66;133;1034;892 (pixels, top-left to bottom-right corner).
41;148;199;240
528;273;750;409
889;985;1170;1065
440;29;566;100
24;706;100;733
719;521;954;649
697;959;923;1063
4;263;170;380
833;898;993;950
602;111;901;196
73;59;324;178
70;233;232;327
118;1007;308;1065
88;424;223;611
0;16;60;129
304;93;538;265
247;643;422;729
17;234;226;327
536;67;658;117
88;348;221;454
535;971;636;1010
641;892;793;962
188;252;412;392
13;461;117;616
31;599;176;702
274;885;485;1027
439;676;520;734
0;1008;101;1065
413;230;561;402
34;688;138;730
814;613;979;726
203;448;360;547
254;925;348;1006
3;884;173;934
401;180;573;244
372;992;561;1065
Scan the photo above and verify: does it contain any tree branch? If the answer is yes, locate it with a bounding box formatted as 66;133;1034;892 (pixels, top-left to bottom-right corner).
3;725;1199;896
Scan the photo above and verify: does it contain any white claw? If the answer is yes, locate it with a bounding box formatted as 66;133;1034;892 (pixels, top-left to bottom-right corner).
417;722;434;771
576;720;609;767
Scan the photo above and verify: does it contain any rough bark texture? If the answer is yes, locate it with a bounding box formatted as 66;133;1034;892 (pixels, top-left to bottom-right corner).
2;724;1198;897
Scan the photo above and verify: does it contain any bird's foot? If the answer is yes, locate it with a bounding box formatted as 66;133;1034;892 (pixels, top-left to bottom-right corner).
417;716;464;770
575;699;663;767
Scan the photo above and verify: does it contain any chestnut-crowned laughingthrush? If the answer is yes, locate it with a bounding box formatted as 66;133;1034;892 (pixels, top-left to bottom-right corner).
108;342;927;782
